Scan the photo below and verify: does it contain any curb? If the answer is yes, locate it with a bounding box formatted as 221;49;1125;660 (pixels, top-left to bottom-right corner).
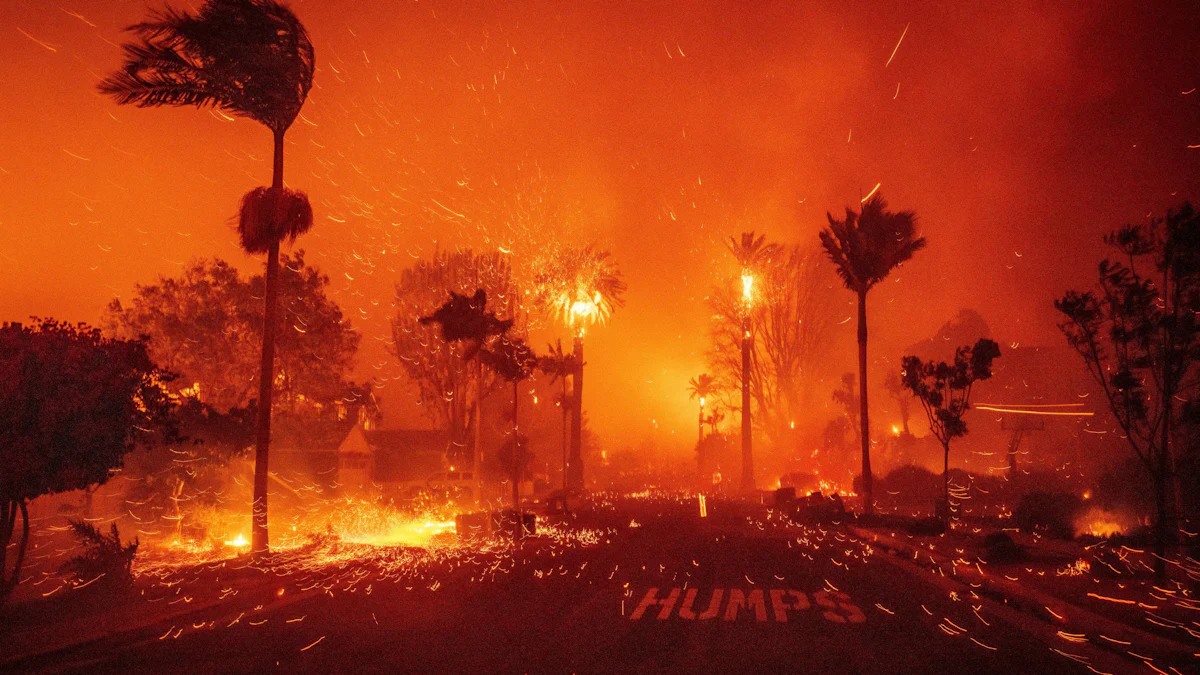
849;525;1196;665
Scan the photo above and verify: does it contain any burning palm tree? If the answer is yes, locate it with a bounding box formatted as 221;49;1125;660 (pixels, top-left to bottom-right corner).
99;0;315;555
726;232;780;492
819;194;926;515
532;245;626;491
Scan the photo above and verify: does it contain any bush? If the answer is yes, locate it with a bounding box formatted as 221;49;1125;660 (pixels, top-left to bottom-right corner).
983;531;1022;562
60;519;138;590
1013;492;1083;540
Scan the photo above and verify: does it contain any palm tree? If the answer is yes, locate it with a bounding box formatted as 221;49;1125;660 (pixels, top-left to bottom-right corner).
819;194;926;515
539;340;578;509
533;245;626;492
704;407;726;435
687;374;718;447
99;0;315;555
726;232;780;492
483;336;537;538
421;289;514;499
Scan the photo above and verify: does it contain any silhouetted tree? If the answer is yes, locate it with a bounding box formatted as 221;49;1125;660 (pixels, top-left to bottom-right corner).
532;245;626;491
483;336;538;533
704;407;726;435
901;338;1001;526
832;372;861;448
420;289;514;490
393;250;521;461
539;340;578;505
820;193;926;514
100;0;317;556
1056;202;1200;579
0;320;176;603
105;253;361;415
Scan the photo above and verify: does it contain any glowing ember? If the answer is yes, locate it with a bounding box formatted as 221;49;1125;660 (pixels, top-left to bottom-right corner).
344;520;457;548
224;533;249;548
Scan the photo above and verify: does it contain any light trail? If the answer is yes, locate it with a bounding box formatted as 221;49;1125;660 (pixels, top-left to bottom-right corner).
885;22;911;67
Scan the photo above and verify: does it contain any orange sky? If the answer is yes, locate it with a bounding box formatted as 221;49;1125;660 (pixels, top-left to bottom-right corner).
3;1;1200;447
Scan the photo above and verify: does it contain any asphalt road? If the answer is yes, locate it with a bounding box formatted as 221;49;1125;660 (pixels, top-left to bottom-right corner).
3;497;1138;674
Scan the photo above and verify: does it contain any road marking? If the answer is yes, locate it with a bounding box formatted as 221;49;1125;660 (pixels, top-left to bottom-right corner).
630;588;865;624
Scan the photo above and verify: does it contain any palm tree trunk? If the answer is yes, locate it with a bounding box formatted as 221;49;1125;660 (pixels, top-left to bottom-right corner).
857;290;873;515
568;337;584;492
741;316;754;492
512;379;521;541
251;130;286;556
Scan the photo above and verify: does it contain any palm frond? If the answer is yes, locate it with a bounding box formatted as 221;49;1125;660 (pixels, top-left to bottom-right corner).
727;231;780;272
237;186;313;254
819;193;925;292
532;245;627;330
100;0;314;133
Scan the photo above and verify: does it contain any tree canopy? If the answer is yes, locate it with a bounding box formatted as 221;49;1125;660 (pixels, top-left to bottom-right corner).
392;249;522;444
0;320;177;503
1056;201;1200;577
0;319;176;600
819;193;926;295
98;0;314;135
105;252;361;415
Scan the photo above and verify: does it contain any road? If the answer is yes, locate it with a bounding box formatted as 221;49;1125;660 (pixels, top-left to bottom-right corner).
3;496;1140;674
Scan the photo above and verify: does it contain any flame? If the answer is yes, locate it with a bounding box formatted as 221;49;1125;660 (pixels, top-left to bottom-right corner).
741;273;754;304
1075;507;1132;538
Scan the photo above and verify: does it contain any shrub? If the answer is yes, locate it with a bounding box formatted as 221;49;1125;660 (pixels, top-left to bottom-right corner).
983;531;1022;562
60;519;138;590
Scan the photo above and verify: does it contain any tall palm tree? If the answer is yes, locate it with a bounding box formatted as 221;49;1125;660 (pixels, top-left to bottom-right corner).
533;245;626;492
421;289;514;499
819;194;926;515
726;232;780;492
99;0;315;555
539;340;578;508
687;374;718;447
